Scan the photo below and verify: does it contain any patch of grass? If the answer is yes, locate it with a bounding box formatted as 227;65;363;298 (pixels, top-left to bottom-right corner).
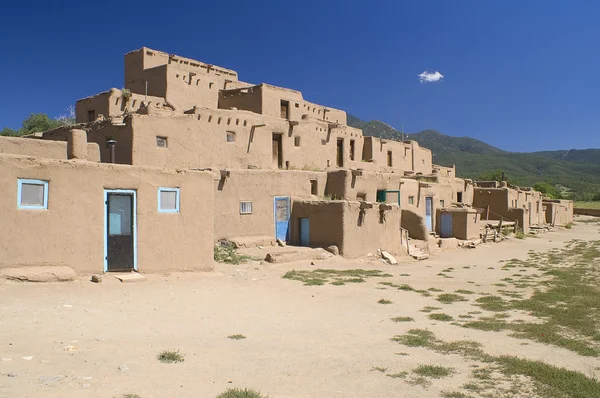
455;289;475;294
474;295;510;312
371;366;387;373
283;268;391;286
420;306;441;313
214;243;253;265
413;365;454;378
428;313;454;322
378;299;393;304
437;293;468;304
216;388;268;398
565;222;573;229
458;314;473;319
391;329;436;347
157;350;184;363
515;231;526;239
463;318;509;332
119;395;141;398
497;356;600;398
386;371;408;379
407;376;432;387
228;334;246;340
400;273;411;276
390;316;414;322
441;392;471;398
428;287;444;292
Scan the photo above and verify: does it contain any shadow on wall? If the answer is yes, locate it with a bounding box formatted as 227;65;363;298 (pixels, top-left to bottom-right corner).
401;209;428;240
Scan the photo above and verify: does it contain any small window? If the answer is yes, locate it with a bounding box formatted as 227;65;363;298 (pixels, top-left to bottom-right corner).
158;187;180;213
227;131;236;142
295;103;299;108
156;136;168;148
240;201;253;214
408;196;415;205
387;150;393;167
88;109;96;122
440;200;445;207
457;192;463;203
294;136;301;147
18;179;48;210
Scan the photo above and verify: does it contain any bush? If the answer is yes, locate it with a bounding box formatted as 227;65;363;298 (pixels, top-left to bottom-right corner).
216;388;268;398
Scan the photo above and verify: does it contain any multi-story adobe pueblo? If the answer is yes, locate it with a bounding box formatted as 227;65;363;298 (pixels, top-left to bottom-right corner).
0;47;574;275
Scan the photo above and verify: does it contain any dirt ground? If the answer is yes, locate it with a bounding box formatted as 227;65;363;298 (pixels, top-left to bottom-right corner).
1;217;598;398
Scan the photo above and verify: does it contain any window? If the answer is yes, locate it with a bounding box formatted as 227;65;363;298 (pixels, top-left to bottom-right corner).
387;150;393;167
88;109;96;122
350;140;355;161
227;131;236;142
440;200;445;207
408;196;415;205
294;136;301;147
457;192;463;203
158;187;180;213
240;201;253;214
18;179;48;210
156;136;168;148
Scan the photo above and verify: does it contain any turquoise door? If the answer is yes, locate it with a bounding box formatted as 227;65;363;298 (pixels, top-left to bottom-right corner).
425;197;433;231
300;218;310;246
274;196;290;241
441;214;452;238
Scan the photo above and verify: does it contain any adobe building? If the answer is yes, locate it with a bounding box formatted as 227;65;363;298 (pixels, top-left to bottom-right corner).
0;133;214;275
0;46;575;275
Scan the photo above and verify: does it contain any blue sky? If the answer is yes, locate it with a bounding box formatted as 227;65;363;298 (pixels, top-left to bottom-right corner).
1;0;598;152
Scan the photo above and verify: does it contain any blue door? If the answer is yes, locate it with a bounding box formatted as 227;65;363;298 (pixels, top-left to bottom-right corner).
300;218;310;246
441;214;452;238
274;196;290;241
425;197;433;231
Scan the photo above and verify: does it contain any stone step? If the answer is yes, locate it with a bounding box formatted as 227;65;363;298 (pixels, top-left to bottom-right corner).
412;253;429;261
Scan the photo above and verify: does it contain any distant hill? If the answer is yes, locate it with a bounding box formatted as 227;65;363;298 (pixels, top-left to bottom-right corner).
533;149;600;165
347;115;600;199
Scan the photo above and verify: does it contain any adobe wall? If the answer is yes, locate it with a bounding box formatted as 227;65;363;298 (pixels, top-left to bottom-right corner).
573;207;599;217
0;154;214;273
411;141;433;174
213;169;326;240
436;208;480;240
1;135;79;160
219;86;263;114
41;120;133;165
362;137;412;174
544;200;574;226
291;200;402;257
473;188;530;232
325;169;405;202
76;89;167;123
129;111;364;171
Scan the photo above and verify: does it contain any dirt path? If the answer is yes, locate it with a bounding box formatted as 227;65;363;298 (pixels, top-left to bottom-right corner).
0;218;598;398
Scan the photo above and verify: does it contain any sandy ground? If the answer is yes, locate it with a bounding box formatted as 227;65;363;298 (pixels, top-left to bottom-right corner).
1;217;598;398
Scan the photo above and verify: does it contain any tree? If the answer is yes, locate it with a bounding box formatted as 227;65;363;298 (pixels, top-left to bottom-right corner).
533;182;561;199
19;113;65;135
0;127;18;136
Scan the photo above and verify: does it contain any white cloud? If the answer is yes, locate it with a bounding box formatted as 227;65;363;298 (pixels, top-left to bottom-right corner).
418;71;444;83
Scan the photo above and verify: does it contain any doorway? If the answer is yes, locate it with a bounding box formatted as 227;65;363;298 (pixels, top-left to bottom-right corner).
349;140;355;161
336;138;344;167
104;190;137;272
441;213;452;238
274;196;290;241
299;217;310;246
425;197;433;231
272;133;283;168
280;100;289;119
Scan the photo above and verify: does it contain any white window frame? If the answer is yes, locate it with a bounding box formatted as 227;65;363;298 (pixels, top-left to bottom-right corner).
408;196;415;205
18;179;48;210
240;201;253;215
158;187;180;213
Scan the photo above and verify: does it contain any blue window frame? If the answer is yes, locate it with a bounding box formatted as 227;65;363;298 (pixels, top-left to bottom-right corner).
18;179;48;210
158;187;180;213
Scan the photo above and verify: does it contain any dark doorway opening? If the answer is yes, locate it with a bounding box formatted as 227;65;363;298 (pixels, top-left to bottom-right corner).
457;192;463;203
336;138;344;167
272;133;283;168
349;139;355;161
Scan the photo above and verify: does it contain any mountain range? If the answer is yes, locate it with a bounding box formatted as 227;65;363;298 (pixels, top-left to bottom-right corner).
347;115;600;199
